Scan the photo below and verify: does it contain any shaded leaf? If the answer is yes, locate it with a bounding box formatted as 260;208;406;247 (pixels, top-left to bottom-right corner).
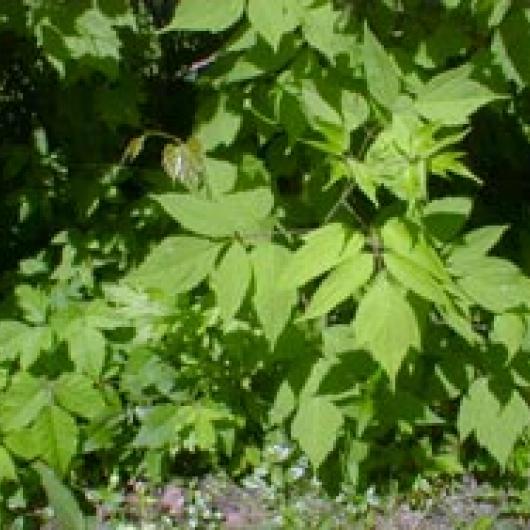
34;462;85;530
423;196;473;242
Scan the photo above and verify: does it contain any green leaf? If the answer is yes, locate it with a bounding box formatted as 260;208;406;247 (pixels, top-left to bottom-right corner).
247;0;301;49
34;462;85;530
458;378;530;466
0;373;51;432
154;188;273;238
54;373;107;420
133;404;179;449
191;405;231;451
457;257;530;313
32;405;78;475
121;348;177;397
423;197;473;242
280;224;347;289
492;8;530;87
363;23;401;109
195;92;242;152
491;313;526;360
63;7;122;75
269;380;296;426
300;80;344;129
64;323;106;379
382;218;449;282
0;321;52;369
0;321;28;362
449;225;509;273
251;243;297;347
354;274;421;382
0;446;17;483
164;0;244;32
385;252;450;307
291;396;343;469
414;65;499;125
379;391;444;427
15;284;48;324
303;252;373;320
298;79;347;152
342;91;369;133
204;158;238;197
127;236;222;294
302;1;355;63
211;241;251;322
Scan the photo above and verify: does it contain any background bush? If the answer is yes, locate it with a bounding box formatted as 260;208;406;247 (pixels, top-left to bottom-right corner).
1;0;530;526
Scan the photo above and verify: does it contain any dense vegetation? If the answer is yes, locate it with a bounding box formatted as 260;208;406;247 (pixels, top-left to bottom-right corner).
1;0;530;527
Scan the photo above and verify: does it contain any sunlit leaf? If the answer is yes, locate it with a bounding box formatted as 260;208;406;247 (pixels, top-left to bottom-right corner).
354;274;421;382
291;396;343;470
211;241;251;322
251;243;296;347
164;0;244;32
303;253;373;320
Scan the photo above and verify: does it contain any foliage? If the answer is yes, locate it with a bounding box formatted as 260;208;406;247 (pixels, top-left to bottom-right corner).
1;0;530;526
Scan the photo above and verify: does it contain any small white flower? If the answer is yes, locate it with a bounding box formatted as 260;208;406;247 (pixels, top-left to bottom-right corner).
366;485;380;506
271;514;284;526
289;465;305;480
254;466;268;478
273;443;291;461
335;493;345;503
